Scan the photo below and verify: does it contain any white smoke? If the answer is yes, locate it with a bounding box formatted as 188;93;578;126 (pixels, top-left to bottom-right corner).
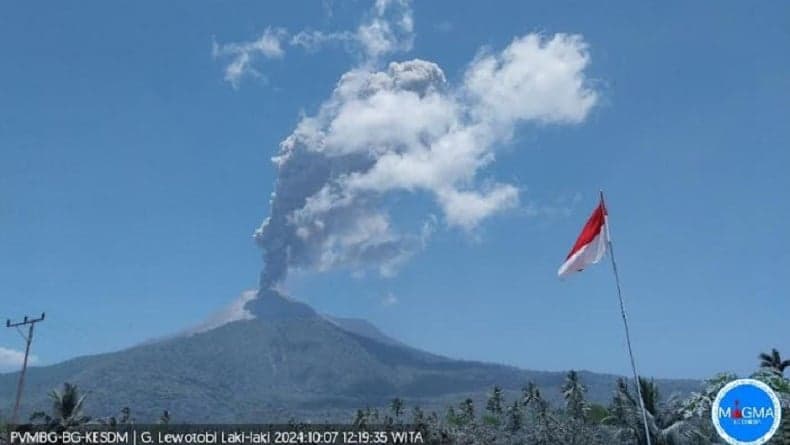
188;290;257;333
215;2;599;289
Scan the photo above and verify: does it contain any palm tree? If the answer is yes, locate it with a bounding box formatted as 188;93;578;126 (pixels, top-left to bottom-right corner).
522;382;557;445
759;348;790;376
562;371;590;445
562;370;588;421
30;383;91;430
485;386;504;417
603;378;704;445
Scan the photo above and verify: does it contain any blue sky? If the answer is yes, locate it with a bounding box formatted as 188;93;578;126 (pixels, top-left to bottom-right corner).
1;1;788;380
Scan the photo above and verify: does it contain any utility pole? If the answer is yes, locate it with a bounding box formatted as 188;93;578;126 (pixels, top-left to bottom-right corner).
6;312;45;425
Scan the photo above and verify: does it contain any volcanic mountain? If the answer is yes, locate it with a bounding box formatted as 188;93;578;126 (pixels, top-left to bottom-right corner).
0;291;698;422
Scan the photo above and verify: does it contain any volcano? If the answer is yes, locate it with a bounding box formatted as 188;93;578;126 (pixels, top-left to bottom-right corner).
0;291;698;422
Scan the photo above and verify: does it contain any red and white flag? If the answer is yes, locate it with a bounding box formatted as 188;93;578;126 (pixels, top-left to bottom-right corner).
558;199;609;278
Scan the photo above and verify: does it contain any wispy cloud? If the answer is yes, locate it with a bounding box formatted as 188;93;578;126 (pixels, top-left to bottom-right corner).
524;192;584;219
213;0;414;89
381;292;399;306
212;27;287;88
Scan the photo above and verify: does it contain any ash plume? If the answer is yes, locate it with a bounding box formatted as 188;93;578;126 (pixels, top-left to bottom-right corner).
215;2;599;296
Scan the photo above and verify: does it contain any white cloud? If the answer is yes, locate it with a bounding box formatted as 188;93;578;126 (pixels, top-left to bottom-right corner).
464;34;597;125
332;0;414;60
302;34;594;230
0;346;37;372
212;27;287;88
437;185;520;230
214;0;414;88
331;34;595;232
290;30;355;52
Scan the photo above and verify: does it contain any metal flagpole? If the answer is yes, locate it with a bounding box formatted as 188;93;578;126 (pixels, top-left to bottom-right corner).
600;191;652;445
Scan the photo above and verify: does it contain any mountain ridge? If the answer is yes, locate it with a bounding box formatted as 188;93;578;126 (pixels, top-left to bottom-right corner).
0;293;700;423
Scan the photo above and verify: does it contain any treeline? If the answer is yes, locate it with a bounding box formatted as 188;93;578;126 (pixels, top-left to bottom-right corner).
2;349;788;445
350;349;790;444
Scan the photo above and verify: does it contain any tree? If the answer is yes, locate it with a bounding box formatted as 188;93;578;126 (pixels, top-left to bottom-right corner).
445;406;459;426
561;371;591;445
562;370;588;421
411;405;424;425
604;377;705;445
459;398;475;425
366;407;380;423
158;410;170;425
505;400;523;433
759;348;790;376
353;409;367;428
521;382;540;407
485;385;504;421
30;383;91;430
99;406;132;427
587;403;609;424
390;397;404;421
522;382;556;445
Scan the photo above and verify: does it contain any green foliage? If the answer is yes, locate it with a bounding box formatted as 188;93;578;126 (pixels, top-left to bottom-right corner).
482;414;500;426
99;406;133;427
29;382;91;431
4;316;675;423
587;403;609;424
752;369;790;396
780;409;790;445
352;409;366;428
459;398;475;425
445;406;460;426
16;345;790;445
759;348;790;376
410;405;425;429
486;386;504;417
562;370;588;421
506;400;523;433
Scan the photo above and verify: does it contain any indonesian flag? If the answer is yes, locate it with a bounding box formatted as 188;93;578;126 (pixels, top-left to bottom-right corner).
558;199;609;278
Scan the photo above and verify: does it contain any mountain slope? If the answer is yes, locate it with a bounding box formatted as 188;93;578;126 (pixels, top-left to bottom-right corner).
0;293;699;422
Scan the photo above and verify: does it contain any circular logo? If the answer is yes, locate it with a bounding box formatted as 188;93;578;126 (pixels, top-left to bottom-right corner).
711;378;782;445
